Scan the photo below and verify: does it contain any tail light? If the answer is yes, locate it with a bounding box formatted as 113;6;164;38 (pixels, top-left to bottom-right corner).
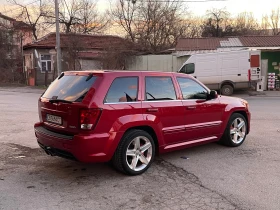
80;108;102;130
248;69;251;81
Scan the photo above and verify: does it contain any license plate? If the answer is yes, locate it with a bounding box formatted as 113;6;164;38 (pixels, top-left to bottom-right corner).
46;114;62;125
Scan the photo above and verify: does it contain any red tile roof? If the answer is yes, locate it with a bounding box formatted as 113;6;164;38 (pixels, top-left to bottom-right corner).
0;13;32;30
13;21;32;30
23;33;133;51
176;36;280;51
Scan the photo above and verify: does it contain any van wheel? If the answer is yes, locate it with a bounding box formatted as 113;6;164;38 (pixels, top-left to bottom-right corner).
221;85;233;96
220;113;247;147
112;129;155;175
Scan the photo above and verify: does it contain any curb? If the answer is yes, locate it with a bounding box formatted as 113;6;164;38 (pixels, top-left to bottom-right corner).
247;91;280;97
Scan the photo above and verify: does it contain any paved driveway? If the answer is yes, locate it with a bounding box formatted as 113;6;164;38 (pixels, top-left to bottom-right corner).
0;87;279;210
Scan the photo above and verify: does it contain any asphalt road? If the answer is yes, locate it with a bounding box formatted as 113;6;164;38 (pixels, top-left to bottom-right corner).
0;87;279;210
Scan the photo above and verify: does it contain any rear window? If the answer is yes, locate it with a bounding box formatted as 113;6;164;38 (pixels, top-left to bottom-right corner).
42;75;97;102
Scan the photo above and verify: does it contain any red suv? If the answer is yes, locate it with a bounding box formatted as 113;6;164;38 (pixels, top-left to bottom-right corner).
34;71;250;175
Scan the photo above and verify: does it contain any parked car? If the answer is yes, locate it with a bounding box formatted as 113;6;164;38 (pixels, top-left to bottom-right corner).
34;70;250;175
178;49;261;95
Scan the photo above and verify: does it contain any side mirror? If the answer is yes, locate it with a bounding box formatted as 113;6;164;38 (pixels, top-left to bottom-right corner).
209;90;218;99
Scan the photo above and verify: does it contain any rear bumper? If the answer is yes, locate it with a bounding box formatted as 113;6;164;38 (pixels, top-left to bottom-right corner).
34;123;121;162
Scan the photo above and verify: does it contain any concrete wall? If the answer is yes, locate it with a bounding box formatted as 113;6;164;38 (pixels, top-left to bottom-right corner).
80;59;102;70
126;55;190;72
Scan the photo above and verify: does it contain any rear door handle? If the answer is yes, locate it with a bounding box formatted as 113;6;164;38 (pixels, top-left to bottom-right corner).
186;106;196;110
146;108;158;112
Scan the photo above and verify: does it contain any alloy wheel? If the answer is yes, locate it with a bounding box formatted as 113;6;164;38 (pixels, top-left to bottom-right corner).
230;117;246;144
126;136;153;172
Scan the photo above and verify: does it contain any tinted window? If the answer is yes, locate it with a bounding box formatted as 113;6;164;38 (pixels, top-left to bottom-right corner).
177;77;208;100
145;76;176;101
42;75;96;102
105;77;138;103
180;63;195;74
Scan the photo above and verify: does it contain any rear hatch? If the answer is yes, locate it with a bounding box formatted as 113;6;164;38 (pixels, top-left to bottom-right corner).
39;72;98;135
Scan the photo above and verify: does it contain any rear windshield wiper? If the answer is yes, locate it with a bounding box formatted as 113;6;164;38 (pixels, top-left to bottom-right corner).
49;99;73;104
75;91;88;102
58;72;64;80
86;73;94;81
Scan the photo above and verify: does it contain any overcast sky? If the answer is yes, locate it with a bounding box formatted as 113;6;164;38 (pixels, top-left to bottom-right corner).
1;0;279;21
98;0;280;21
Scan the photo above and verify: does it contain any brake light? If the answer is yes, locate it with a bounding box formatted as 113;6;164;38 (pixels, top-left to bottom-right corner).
80;108;102;130
248;69;251;81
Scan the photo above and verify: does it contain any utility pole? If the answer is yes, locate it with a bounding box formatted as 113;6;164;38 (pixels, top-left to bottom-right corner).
55;0;62;76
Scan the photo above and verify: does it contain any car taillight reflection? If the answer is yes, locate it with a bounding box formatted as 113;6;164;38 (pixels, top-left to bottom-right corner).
80;108;102;130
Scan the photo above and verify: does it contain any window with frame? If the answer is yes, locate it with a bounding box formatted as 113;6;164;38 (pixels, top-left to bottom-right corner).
104;77;138;103
180;63;195;74
40;54;52;72
145;76;176;101
177;77;208;100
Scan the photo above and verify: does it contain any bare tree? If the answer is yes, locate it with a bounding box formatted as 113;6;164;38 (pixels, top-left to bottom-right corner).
63;33;85;70
261;8;280;35
44;0;108;34
9;0;51;40
101;37;137;70
111;0;138;42
233;12;260;35
201;9;260;37
111;0;188;53
76;0;109;34
261;15;270;33
57;0;82;33
184;17;203;38
202;8;230;37
270;8;280;35
0;28;23;82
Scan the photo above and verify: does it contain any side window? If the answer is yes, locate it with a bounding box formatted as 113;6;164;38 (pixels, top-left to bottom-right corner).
145;76;176;101
180;63;195;74
177;77;208;100
105;77;138;103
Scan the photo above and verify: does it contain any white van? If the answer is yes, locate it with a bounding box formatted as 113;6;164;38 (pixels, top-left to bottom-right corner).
178;50;261;95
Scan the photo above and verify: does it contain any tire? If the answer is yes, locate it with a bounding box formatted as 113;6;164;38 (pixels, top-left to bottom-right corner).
221;84;234;96
220;113;247;147
112;129;155;175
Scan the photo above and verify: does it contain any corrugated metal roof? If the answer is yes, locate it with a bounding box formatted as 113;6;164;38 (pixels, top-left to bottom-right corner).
175;50;218;57
220;38;243;47
239;36;280;47
176;38;227;51
176;36;280;51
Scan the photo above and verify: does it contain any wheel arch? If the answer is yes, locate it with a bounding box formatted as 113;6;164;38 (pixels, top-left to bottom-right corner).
232;111;249;134
221;109;250;135
124;126;160;154
220;80;235;89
